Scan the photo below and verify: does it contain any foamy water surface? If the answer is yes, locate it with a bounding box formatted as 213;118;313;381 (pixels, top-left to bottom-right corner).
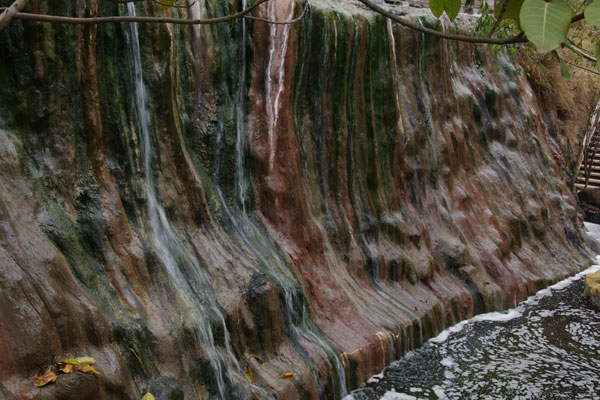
346;253;600;400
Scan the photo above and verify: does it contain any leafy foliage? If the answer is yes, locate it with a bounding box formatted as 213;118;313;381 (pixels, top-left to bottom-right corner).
520;0;572;51
585;0;600;26
429;0;600;77
429;0;462;20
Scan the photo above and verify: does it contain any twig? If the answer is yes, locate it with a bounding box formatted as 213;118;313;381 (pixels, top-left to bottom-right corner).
127;346;144;367
487;1;507;38
563;58;600;75
564;41;597;63
152;0;197;9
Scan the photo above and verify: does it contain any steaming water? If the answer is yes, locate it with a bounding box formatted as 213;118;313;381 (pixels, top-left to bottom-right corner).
346;259;600;400
125;5;235;398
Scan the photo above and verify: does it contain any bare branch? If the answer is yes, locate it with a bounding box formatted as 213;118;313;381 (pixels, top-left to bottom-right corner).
563;58;600;75
103;0;146;3
244;0;308;24
151;0;197;9
9;0;269;25
356;0;587;46
0;0;29;31
564;41;598;63
487;1;507;38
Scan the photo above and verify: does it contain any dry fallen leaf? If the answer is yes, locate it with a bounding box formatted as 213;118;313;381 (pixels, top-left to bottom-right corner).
34;368;57;387
79;364;102;376
75;356;96;365
281;372;295;380
243;365;254;383
57;362;74;374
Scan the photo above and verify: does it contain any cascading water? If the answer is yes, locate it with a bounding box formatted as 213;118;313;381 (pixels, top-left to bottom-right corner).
125;4;235;398
265;0;295;171
235;0;249;213
208;1;348;396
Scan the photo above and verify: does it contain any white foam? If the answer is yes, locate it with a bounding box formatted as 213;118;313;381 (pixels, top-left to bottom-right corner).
440;357;456;368
380;390;417;400
473;308;522;322
368;372;385;384
432;385;448;399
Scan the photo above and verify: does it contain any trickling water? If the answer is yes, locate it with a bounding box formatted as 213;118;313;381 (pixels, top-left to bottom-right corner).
235;0;249;212
208;2;348;394
126;5;235;398
346;263;600;400
265;0;295;171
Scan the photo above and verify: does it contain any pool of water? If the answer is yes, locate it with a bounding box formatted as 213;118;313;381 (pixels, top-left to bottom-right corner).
346;262;600;400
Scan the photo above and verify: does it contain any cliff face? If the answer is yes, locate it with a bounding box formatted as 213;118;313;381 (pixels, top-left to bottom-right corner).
0;0;595;398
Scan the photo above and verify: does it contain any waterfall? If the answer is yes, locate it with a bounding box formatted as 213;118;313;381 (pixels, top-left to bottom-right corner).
235;0;249;212
220;1;349;395
125;4;235;398
265;0;295;171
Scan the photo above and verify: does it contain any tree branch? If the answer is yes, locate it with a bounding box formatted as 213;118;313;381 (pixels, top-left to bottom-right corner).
355;0;527;45
0;0;29;31
244;0;308;24
8;0;270;25
564;41;598;63
563;58;600;75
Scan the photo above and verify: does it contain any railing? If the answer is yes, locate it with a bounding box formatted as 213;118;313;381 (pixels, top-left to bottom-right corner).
577;97;600;190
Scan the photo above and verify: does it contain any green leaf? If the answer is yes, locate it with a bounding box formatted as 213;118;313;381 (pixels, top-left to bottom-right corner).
444;0;461;21
553;50;571;78
430;0;445;18
585;0;600;26
520;0;572;52
495;0;525;21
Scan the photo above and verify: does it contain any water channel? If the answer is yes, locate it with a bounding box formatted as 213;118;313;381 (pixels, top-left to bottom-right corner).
347;225;600;400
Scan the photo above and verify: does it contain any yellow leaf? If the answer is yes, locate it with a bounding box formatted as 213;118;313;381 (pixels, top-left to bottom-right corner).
34;368;57;387
281;372;295;380
141;392;155;400
243;365;254;383
61;358;80;365
75;356;96;365
58;362;74;374
79;365;102;376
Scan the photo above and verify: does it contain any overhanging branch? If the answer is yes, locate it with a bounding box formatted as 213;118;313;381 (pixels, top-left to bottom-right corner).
0;0;29;31
6;0;271;25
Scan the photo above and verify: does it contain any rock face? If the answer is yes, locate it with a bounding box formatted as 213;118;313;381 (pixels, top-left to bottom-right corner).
0;0;595;398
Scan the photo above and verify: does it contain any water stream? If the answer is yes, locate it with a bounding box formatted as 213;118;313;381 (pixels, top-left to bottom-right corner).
209;1;348;395
126;5;236;398
346;259;600;400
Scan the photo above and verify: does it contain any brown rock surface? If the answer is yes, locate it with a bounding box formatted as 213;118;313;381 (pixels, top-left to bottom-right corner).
0;0;596;398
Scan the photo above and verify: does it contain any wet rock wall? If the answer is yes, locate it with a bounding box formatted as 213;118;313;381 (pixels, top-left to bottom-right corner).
0;0;595;398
